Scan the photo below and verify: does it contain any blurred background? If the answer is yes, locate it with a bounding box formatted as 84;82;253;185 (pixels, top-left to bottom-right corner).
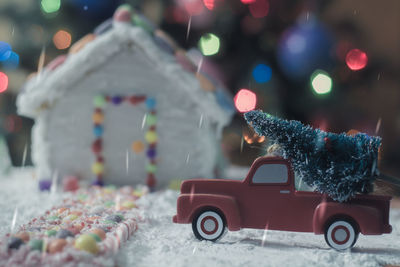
0;0;399;181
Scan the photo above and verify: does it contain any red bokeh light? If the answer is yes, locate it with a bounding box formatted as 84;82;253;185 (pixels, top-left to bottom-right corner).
0;72;8;93
249;0;269;18
184;0;204;15
346;49;368;71
234;89;257;113
241;0;256;4
203;0;215;10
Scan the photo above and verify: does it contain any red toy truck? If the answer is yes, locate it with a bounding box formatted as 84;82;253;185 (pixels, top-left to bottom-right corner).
173;157;392;250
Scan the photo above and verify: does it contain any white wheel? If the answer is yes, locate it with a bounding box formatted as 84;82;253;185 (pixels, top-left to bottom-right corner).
192;210;225;241
325;220;358;250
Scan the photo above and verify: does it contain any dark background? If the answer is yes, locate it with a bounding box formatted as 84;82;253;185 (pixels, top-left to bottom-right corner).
0;0;399;179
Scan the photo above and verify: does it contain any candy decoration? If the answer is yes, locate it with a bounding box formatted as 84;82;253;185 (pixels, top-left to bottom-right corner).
46;229;57;237
89;233;101;242
145;114;157;126
145;97;156;109
93;125;103;137
15;232;30;242
8;237;23;249
105;214;123;223
74;234;99;254
145;131;158;143
93;95;106;108
91;94;158;187
1;185;145;264
146;148;156;159
129;95;146;105
62;176;80;192
111;96;123;105
132;141;144;153
92;112;104;124
90;228;106;240
121;201;136;209
145;163;157;174
56;229;74;239
91;162;104;175
48;239;67;254
39;179;52;191
28;239;44;251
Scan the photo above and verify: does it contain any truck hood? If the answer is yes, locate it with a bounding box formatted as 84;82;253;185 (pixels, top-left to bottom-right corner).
180;179;243;195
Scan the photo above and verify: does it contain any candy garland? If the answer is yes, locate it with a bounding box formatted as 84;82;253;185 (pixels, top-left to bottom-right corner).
0;185;147;266
92;94;158;188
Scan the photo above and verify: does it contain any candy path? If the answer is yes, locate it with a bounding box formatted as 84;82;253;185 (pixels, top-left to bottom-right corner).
1;168;400;267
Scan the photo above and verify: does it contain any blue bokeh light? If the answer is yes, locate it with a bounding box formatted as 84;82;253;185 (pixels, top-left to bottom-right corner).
252;64;272;83
2;51;19;70
0;42;12;62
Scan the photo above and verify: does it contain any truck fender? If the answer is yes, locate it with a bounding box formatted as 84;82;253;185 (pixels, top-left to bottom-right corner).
186;194;241;231
312;202;382;235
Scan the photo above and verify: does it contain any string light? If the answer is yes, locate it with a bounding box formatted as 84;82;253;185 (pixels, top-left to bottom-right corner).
311;70;332;95
234;89;257;113
199;33;220;56
346;49;368;71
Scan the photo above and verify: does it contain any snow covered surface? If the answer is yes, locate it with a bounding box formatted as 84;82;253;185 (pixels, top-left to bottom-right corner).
1;168;400;267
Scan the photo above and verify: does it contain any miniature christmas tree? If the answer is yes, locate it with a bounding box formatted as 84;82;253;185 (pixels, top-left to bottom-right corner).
244;110;381;202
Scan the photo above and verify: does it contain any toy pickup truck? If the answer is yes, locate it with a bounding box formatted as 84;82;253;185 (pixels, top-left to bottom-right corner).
173;156;392;250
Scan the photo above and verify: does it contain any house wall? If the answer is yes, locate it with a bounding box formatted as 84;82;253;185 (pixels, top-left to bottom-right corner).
37;43;220;186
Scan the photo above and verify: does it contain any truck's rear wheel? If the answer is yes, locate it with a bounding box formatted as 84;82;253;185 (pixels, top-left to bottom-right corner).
324;219;359;251
192;210;225;241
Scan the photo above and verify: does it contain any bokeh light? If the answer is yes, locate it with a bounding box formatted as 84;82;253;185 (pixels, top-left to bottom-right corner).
184;0;204;15
234;89;257;113
0;41;11;61
199;33;220;56
249;0;269;18
311;70;332;95
346;49;368;71
252;64;272;83
2;51;19;70
241;0;256;4
53;30;72;50
41;0;61;13
0;72;9;93
203;0;215;10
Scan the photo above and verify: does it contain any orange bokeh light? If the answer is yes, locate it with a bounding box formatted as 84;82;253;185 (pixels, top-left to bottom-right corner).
53;30;72;50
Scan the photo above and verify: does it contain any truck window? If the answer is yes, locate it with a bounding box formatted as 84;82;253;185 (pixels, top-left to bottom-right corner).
252;164;288;184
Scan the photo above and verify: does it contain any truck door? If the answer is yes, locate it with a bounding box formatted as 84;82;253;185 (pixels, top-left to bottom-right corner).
242;161;295;231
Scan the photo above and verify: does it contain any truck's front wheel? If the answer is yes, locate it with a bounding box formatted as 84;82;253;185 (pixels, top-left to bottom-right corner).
192;210;226;241
324;219;359;251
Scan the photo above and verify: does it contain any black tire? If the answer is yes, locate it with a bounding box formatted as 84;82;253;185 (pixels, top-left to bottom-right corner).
324;219;359;251
192;210;226;241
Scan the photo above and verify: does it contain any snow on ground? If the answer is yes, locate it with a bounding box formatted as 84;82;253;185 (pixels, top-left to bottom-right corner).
1;168;400;267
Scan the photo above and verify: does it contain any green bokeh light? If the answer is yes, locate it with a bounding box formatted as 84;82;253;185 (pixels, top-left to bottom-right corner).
41;0;61;14
198;33;220;56
310;70;332;95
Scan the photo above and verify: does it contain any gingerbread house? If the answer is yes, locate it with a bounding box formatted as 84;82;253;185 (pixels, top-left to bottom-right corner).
17;5;234;188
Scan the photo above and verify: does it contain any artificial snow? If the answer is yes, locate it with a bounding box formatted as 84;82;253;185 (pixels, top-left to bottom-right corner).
1;168;400;267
